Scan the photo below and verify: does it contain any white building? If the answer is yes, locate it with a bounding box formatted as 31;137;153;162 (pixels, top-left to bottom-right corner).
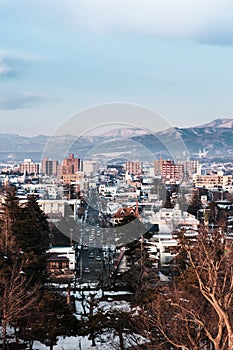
149;205;199;269
151;234;178;268
83;160;99;176
193;173;232;190
149;205;199;233
38;199;66;217
98;184;117;198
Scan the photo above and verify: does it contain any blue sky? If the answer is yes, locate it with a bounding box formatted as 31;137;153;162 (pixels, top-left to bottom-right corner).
1;0;233;136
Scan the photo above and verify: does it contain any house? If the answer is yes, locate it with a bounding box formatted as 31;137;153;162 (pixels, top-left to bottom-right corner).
46;247;76;270
150;205;199;233
47;253;72;277
112;206;138;225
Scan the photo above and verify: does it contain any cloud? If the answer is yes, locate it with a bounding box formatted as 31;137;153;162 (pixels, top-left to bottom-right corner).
3;1;233;45
0;91;56;110
0;59;13;76
48;0;233;45
0;50;53;79
0;53;21;78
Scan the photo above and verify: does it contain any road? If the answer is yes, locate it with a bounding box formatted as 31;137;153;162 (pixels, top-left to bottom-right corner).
76;246;114;284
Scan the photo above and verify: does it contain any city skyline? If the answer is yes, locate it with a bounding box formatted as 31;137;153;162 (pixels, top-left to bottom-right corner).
1;1;233;136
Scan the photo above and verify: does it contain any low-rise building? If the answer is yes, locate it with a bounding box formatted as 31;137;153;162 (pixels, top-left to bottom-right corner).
193;174;232;190
149;205;199;233
46;247;76;271
38;199;66;217
83;160;99;176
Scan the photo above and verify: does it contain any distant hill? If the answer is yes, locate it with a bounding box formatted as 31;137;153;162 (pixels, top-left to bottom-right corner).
0;118;233;162
194;118;233;129
176;118;233;159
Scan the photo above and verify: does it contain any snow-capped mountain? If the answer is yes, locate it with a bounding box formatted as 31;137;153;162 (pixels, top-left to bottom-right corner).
98;127;150;138
0;119;233;162
195;118;233;129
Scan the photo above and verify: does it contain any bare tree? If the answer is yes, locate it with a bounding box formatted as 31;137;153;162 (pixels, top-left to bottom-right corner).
0;198;40;349
139;228;233;350
0;262;40;349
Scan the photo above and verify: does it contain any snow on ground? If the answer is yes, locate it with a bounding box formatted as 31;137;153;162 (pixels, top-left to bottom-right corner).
98;299;131;313
74;288;132;320
32;336;91;350
19;287;142;349
104;291;132;296
157;271;171;282
32;332;147;350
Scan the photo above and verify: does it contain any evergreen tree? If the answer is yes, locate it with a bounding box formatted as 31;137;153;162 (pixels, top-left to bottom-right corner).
0;193;80;349
4;194;50;284
0;199;40;349
188;188;202;217
24;291;79;350
49;223;71;247
118;238;159;304
164;190;173;208
15;195;49;255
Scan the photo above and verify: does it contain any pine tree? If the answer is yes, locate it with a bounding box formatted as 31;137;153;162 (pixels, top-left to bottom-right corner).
0;193;80;349
15;195;49;255
0;199;40;349
188;188;202;217
24;291;79;350
4;194;50;284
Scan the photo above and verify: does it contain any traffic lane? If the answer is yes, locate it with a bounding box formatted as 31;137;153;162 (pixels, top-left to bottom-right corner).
77;247;104;282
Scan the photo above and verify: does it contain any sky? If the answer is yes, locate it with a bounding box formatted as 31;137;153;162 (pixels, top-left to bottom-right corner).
1;0;233;136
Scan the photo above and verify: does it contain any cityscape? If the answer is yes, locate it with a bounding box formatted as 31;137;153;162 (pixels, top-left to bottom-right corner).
1;118;233;349
1;0;233;349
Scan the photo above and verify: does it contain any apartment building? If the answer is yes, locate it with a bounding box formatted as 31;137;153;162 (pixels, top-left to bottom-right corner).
193;174;232;190
62;173;83;187
59;154;83;185
154;159;183;182
125;161;143;175
41;157;58;176
182;160;200;177
83;160;99;176
62;154;82;174
19;159;40;175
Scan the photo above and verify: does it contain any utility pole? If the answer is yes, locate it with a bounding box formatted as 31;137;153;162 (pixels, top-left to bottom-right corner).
140;235;143;281
80;256;83;282
67;282;71;305
70;228;73;247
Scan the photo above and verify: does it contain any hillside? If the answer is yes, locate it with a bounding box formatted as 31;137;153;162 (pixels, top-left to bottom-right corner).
0;118;233;162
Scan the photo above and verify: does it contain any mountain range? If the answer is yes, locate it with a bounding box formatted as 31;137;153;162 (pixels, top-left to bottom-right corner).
1;118;233;163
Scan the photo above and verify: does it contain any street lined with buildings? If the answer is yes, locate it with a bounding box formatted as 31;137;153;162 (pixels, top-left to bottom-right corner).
1;152;233;282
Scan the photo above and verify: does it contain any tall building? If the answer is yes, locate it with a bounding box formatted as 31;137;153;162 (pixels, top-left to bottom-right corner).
182;160;200;178
19;159;40;175
125;161;143;175
59;154;83;185
162;162;183;182
62;154;81;175
154;159;183;182
154;159;165;175
41;157;58;176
